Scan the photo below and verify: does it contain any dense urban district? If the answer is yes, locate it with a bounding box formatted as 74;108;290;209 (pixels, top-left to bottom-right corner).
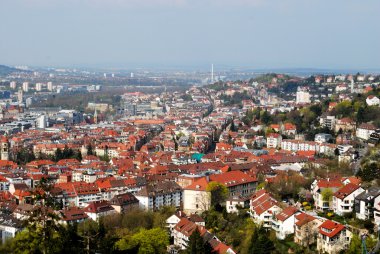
0;66;379;254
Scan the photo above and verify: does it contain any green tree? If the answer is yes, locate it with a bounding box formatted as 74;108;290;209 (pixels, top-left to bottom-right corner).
206;182;229;209
10;178;65;254
249;226;275;254
115;228;169;254
87;144;94;156
321;188;333;202
186;228;213;254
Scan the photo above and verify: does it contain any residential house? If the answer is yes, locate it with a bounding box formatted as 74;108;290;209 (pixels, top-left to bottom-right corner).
225;196;250;213
317;220;351;254
356;123;377;140
354;187;380;221
366;95;380;106
110;192;139;213
83;200;116;221
332;183;364;216
135;181;182;211
250;190;281;228
294;212;323;247
183;178;210;214
0;213;22;244
334;118;356;133
272;206;298;240
311;179;343;211
266;133;282;149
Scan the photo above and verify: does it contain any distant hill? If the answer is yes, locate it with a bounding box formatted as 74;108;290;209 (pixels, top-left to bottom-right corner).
0;64;21;76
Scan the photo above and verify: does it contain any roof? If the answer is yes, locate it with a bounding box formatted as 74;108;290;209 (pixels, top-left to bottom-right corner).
295;212;317;227
276;206;298;222
184;177;209;191
334;183;361;200
60;207;88;221
318;220;345;238
209;170;257;188
84;200;114;214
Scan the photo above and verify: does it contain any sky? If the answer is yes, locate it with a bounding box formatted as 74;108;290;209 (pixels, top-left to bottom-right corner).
0;0;379;70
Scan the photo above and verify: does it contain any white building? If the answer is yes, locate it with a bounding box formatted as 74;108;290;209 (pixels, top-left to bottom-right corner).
366;95;380;106
296;87;311;104
22;82;29;92
271;206;298;240
35;83;43;91
332;183;364;216
183;178;210;214
10;81;16;89
47;82;53;91
356;123;377;140
266;133;282;149
0;215;22;244
135;181;182;210
317;220;351;254
250;190;281;228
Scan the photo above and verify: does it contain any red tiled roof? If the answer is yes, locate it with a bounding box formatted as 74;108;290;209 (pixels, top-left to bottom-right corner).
318;220;345;238
333;183;360;200
276;206;298;222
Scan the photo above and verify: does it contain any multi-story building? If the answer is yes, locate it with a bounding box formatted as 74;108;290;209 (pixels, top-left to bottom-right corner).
354;187;380;221
332;183;364;216
356;123;377;140
296;87;311;104
294;212;322;247
135;181;182;210
317;220;351;254
266;133;282;149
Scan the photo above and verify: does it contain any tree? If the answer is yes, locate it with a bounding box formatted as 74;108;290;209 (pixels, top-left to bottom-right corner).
87;144;94;156
321;188;333;202
10;177;66;254
186;228;213;254
206;182;229;209
115;228;169;254
249;226;275;254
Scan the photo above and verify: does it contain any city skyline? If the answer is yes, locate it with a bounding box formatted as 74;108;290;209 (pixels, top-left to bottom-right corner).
0;0;379;69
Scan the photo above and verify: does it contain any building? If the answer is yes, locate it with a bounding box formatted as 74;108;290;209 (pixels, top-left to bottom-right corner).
320;115;336;130
135;181;182;210
266;133;282;149
311;179;343;211
334;118;356;133
0;213;22;244
22;82;29;92
332;183;364;216
35;83;43;91
356;123;377;140
294;212;322;247
354;187;380;221
271;206;298;240
110;193;139;213
317;220;351;254
296;87;311;104
225;196;250;213
183;178;211;214
10;81;17;89
366;95;380;106
47;82;53;91
83;200;116;221
315;133;332;144
0;137;9;161
250;189;281;228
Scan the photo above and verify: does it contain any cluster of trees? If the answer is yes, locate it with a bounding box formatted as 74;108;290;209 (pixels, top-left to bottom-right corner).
220;91;251;107
357;149;380;184
13;147;36;165
1;207;174;254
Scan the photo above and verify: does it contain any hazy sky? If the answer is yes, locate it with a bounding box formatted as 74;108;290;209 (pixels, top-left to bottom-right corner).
0;0;379;70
